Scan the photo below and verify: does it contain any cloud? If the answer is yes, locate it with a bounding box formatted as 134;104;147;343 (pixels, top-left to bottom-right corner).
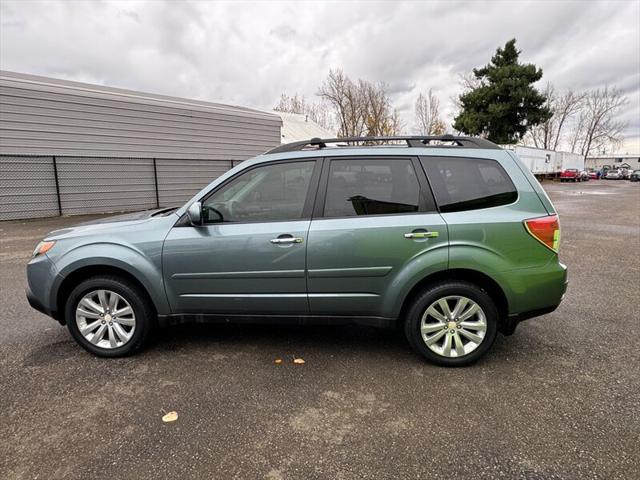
1;0;638;151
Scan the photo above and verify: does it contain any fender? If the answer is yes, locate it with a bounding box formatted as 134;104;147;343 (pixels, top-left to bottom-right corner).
448;242;562;315
49;242;171;316
381;243;515;319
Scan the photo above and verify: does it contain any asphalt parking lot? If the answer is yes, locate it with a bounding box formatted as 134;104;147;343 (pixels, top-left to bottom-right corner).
1;180;638;480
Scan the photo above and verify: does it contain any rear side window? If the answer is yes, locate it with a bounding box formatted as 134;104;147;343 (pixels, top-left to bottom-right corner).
323;158;420;217
421;157;517;213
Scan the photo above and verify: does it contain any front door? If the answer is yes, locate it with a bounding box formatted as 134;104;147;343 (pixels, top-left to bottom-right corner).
306;156;448;318
163;159;319;315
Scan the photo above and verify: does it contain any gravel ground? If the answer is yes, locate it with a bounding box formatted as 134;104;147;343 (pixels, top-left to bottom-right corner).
0;179;638;480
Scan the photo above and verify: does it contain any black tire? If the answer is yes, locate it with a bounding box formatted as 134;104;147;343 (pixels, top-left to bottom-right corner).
404;281;498;367
65;275;155;357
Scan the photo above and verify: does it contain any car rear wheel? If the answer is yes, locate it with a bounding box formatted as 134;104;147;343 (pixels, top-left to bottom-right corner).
65;276;154;357
404;281;498;367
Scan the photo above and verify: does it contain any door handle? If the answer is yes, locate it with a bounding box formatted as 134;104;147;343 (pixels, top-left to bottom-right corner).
270;237;304;244
404;231;439;239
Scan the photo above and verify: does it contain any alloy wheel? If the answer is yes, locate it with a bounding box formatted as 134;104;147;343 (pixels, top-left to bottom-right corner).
420;295;487;358
75;289;136;349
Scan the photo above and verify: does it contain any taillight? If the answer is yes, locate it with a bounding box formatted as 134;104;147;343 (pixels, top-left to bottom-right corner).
524;215;560;252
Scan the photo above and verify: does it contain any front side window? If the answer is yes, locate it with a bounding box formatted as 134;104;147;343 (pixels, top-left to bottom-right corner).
421;157;517;213
203;161;315;223
323;158;420;217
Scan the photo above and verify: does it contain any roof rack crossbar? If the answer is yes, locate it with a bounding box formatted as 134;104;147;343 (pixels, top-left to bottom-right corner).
266;135;499;154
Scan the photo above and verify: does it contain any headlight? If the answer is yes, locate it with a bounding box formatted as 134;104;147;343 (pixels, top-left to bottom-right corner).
32;240;56;258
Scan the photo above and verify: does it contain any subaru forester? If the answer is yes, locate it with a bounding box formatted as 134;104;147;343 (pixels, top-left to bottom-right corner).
26;136;567;366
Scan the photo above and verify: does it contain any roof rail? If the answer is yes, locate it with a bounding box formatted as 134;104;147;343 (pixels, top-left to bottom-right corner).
265;135;500;154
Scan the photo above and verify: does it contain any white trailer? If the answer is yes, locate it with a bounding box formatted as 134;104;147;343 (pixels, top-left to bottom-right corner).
554;151;584;172
502;145;584;178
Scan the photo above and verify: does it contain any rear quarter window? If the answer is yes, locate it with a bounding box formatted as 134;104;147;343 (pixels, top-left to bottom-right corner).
421;157;517;213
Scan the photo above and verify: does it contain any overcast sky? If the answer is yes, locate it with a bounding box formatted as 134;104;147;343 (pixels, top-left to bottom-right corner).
1;0;639;152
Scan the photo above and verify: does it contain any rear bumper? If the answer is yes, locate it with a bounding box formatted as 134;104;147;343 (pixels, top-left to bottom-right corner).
499;261;568;335
501;302;563;335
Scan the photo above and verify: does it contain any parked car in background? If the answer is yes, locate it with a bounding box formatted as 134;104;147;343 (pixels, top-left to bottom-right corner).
630;170;640;182
620;168;631;180
588;170;599;180
26;135;567;367
605;169;622;180
579;170;590;181
560;169;581;182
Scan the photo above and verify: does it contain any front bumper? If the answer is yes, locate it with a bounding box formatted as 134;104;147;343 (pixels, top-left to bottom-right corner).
26;253;63;324
26;286;52;317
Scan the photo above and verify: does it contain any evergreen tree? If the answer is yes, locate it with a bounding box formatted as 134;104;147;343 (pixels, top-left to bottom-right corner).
453;39;551;144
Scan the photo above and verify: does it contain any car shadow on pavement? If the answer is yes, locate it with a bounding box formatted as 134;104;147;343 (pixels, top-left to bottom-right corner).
153;322;412;357
148;321;510;367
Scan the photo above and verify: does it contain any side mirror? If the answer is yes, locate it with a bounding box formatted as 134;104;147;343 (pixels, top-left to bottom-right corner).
187;202;203;226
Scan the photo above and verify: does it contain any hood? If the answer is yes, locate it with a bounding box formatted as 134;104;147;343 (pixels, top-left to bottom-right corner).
45;208;177;240
75;208;176;226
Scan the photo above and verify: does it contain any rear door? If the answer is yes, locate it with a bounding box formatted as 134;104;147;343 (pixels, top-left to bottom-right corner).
306;156;448;318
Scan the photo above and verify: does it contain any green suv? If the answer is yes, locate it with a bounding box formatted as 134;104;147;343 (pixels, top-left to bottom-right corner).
26;136;567;366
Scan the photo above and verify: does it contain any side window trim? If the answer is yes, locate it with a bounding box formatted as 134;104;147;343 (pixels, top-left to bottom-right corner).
410;156;438;213
313;156;435;220
199;158;322;225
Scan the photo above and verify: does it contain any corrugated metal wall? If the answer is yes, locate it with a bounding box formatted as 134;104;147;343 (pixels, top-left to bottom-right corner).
156;159;231;207
56;157;157;215
0;71;281;159
0;155;236;220
0;70;281;220
0;155;59;220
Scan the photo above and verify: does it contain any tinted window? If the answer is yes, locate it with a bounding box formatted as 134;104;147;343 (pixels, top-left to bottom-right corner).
324;158;420;217
203;161;315;223
421;157;517;213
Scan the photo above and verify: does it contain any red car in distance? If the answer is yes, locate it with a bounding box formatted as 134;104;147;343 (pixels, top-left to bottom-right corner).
560;169;581;182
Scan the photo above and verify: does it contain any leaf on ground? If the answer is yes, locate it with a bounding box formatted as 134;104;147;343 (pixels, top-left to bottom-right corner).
293;357;305;364
162;411;178;423
274;358;283;364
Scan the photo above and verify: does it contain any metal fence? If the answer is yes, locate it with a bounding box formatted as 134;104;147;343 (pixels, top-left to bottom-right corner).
0;155;240;221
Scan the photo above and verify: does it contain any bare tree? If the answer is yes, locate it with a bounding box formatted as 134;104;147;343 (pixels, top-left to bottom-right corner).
274;93;306;114
570;86;627;157
384;109;404;136
317;69;402;137
551;90;586;150
360;79;405;136
317;69;367;137
273;93;334;131
525;84;585;150
415;89;445;135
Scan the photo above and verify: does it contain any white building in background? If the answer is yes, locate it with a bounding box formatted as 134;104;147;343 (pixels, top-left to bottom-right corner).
275;112;335;144
585;154;640;171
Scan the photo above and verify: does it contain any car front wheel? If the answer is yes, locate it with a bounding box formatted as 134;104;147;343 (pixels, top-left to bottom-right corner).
65;276;155;357
404;281;498;367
